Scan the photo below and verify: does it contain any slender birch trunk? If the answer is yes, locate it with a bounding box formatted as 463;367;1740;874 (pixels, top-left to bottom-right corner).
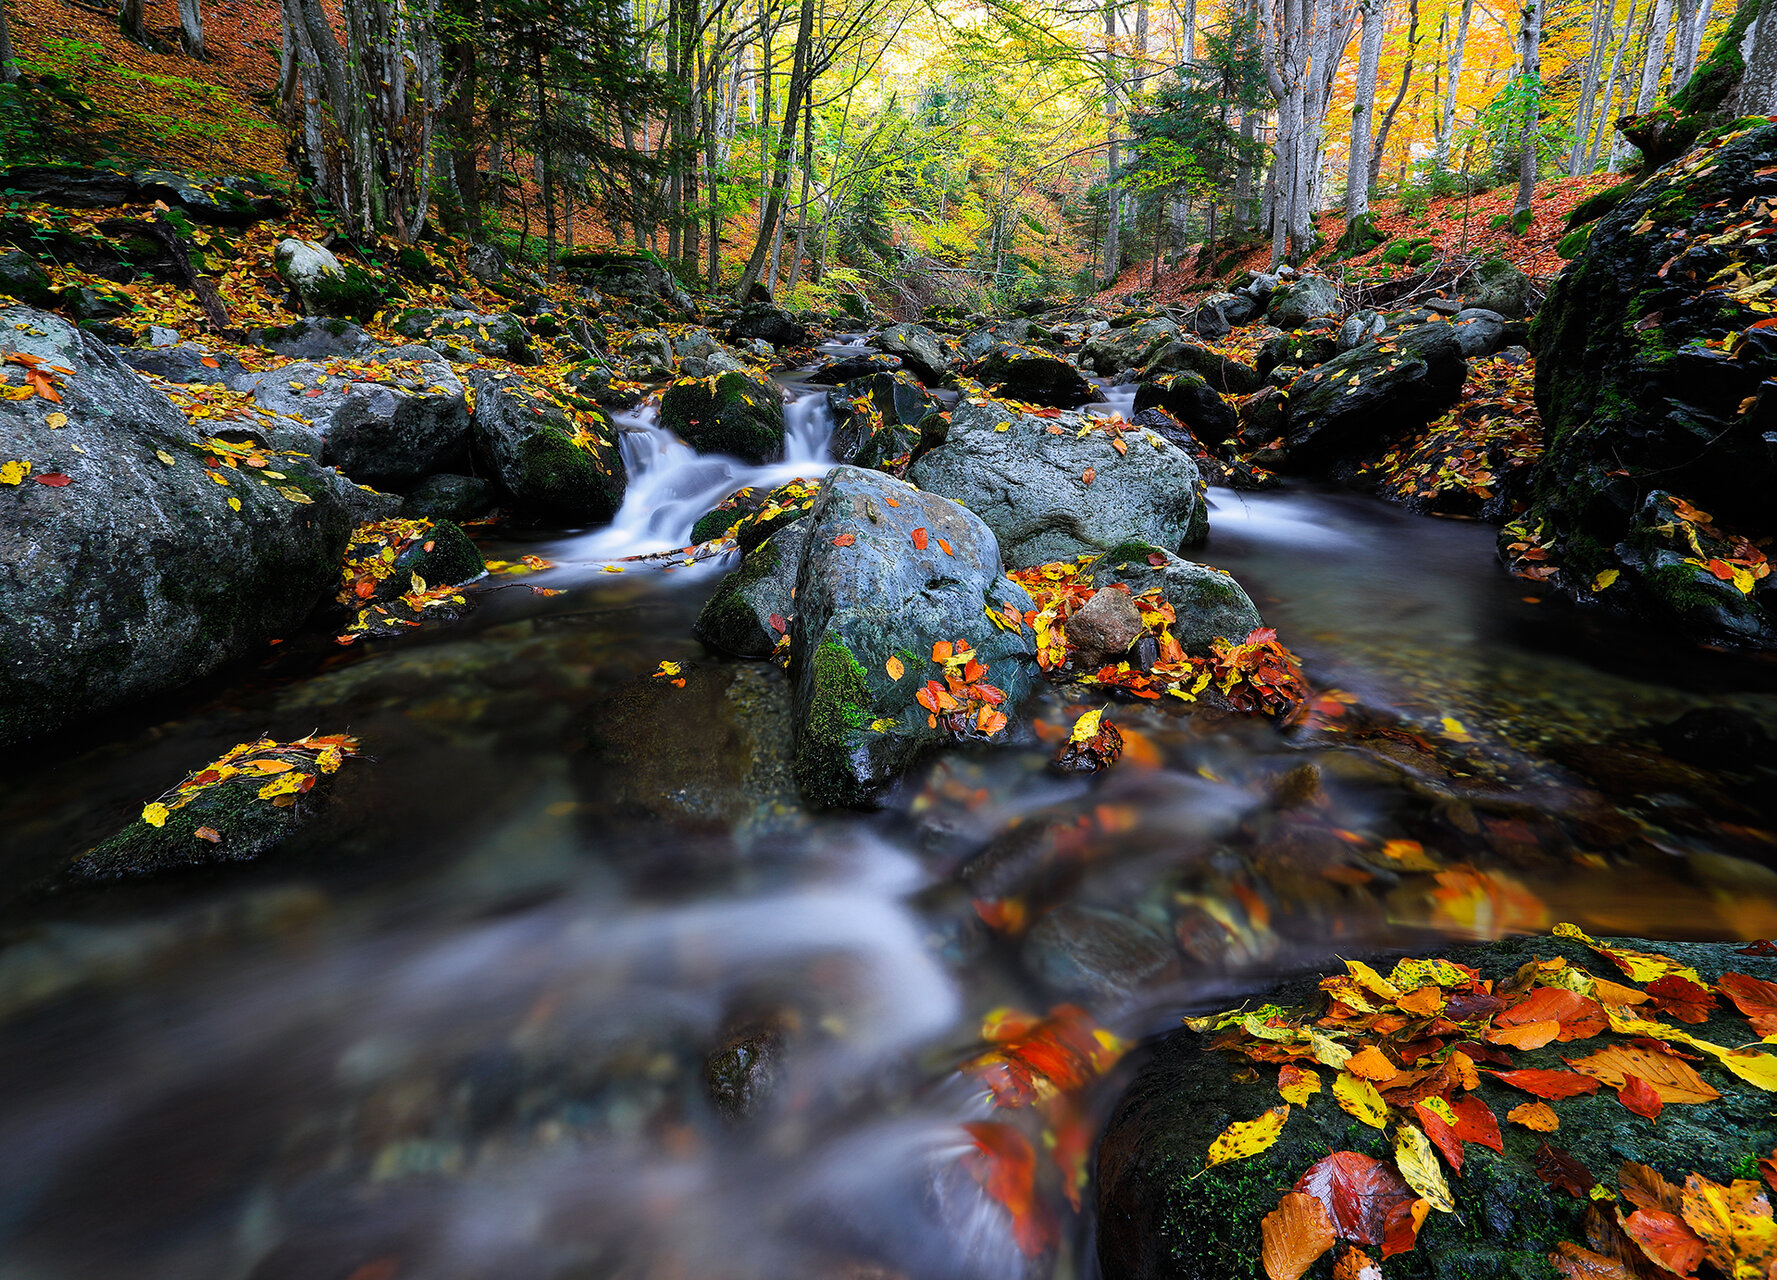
1513;0;1543;215
1435;0;1475;171
1346;0;1384;226
1634;0;1676;111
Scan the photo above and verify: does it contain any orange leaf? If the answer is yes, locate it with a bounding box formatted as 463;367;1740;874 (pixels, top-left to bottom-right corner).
1507;1101;1560;1131
1331;1245;1382;1280
911;527;928;550
1678;1173;1777;1275
1621;1207;1705;1276
1549;1242;1633;1279
1081;467;1096;485
938;537;954;555
1345;1046;1400;1082
1446;1094;1503;1151
1643;975;1715;1023
1620;1162;1683;1215
1563;1045;1721;1105
201;356;221;368
1495;987;1606;1042
932;640;953;663
1616;1074;1663;1121
961;1122;1057;1257
1261;1191;1336;1280
1489;1019;1561;1050
832;533;856;546
886;655;905;680
1718;971;1777;1036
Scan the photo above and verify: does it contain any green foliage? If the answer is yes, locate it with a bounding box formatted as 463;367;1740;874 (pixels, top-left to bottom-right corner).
1566;180;1639;229
1379;236;1436;267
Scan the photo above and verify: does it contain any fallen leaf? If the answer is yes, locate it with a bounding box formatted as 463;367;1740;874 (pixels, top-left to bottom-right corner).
1534;1141;1595;1198
1679;1172;1777;1275
1262;1191;1337;1280
1293;1151;1416;1247
1345;1046;1400;1083
1508;1101;1560;1131
1081;467;1096;485
1333;1070;1389;1128
1331;1245;1382;1280
832;533;856;546
961;1121;1057;1258
1621;1207;1705;1276
1491;1069;1602;1100
1718;972;1777;1036
1616;1074;1663;1121
886;655;905;680
1446;1094;1504;1152
193;826;222;843
1620;1163;1683;1215
1393;1123;1456;1212
1206;1104;1290;1169
1564;1044;1721;1105
1278;1064;1321;1105
1549;1241;1632;1279
1412;1100;1464;1173
33;472;70;486
938;537;954;555
1644;975;1715;1024
911;527;928;550
44;412;66;428
142;802;170;827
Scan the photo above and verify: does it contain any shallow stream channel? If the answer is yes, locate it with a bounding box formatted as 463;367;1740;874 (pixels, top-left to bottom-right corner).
1;340;1775;1280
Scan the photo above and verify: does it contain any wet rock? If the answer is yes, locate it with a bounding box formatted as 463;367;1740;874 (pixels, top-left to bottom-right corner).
465;242;504;284
559;249;694;312
1450;307;1508;357
1256;330;1339;377
805;351;904;384
468;370;626;523
1237;386;1289;451
1284;322;1468;466
660;370;787;464
240;349;472;491
1463;255;1535;318
1083;544;1264;655
790;466;1038;809
576;661;797;829
388;308;535;364
398;473;498;523
689;477;822;549
705;1018;789;1120
1081;319;1180;375
1096;934;1777;1280
873;323;953;382
1615;490;1774;642
911;398;1206;566
1131;372;1239;446
1264;274;1341;330
275;238;381;320
959;318;1032;361
1141;339;1261;395
1022;905;1176;1001
969;342;1102;408
119;340;245;384
256;316;377;360
0;249;56;307
1655;706;1777;773
1185;291;1256;334
1066;585;1145;664
618;327;676;375
0;308;360;747
828;370;938;470
694;522;809;658
727;302;809;348
1337;309;1386;350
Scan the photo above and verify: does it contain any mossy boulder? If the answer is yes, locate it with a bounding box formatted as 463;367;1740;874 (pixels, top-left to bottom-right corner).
790;466;1038;808
1520;122;1777;645
910;398;1207;567
693;522;809;658
1132;371;1241;446
0;308;361;747
1284;322;1469;467
660;371;787;465
1083;543;1264;655
1141;339;1262;395
468;371;625;524
969;342;1102;409
1257;331;1339;377
827;370;939;471
1097;933;1777;1280
1265;275;1342;329
727;302;809;348
399;473;498;523
689;478;822;549
0;249;56;307
1081;319;1180;375
1462;257;1536;319
274;238;383;321
389;308;535;364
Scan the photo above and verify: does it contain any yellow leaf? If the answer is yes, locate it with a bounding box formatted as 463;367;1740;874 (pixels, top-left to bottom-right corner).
156;450;176;466
1278;1065;1321;1105
1309;1029;1353;1070
210;471;229;485
1333;1070;1388;1128
228;497;241;511
603;564;624;573
994;421;1011;432
1343;959;1402;1002
1591;568;1619;591
1440;716;1471;741
44;412;66;428
1389;957;1469;991
1711;1048;1777;1092
1394;1123;1456;1212
142;801;170;827
886;655;906;680
1205;1104;1290;1169
0;460;30;485
277;486;314;504
410;572;426;594
256;771;310;801
1069;708;1104;743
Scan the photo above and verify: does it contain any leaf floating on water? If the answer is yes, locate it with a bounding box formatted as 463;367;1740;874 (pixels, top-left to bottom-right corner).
1206;1104;1290;1169
1260;1191;1335;1280
960;1121;1056;1258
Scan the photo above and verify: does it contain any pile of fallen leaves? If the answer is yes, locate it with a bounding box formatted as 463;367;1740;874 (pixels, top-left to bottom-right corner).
1189;924;1777;1280
335;518;472;644
1356;355;1543;514
957;1003;1131;1255
1009;557;1307;717
1631;493;1772;599
903;637;1011;739
140;732;359;830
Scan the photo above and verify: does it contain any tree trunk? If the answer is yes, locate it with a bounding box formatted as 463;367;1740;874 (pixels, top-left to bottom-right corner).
1345;0;1384;226
733;0;814;303
2;0;21;83
1671;0;1705;89
1370;0;1419;189
177;0;205;56
1435;0;1475;170
1570;0;1613;173
1746;2;1777;111
1635;0;1676;111
1589;0;1639;169
120;0;149;46
1100;0;1122;284
1513;0;1543;216
782;97;816;299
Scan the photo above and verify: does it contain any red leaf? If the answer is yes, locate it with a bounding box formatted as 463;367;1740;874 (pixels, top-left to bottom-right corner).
1381;1196;1429;1259
1533;1141;1595;1198
1247;626;1279;644
911;527;928;550
1644;975;1715;1024
960;1121;1057;1257
1616;1074;1663;1121
1446;1094;1504;1153
1146;553;1169;567
832;533;856;546
33;472;71;486
1717;971;1777;1035
1494;986;1607;1042
1081;467;1096;485
1735;940;1777;956
1621;1207;1705;1276
768;613;787;634
1292;1151;1415;1247
1412;1102;1464;1174
938;537;954;555
1489;1069;1603;1100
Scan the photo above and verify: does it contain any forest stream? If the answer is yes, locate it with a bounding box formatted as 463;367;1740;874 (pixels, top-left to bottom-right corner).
1;341;1774;1280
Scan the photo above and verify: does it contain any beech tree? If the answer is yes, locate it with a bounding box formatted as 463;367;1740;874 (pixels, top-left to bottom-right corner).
1434;0;1475;171
1344;0;1383;229
1512;0;1540;217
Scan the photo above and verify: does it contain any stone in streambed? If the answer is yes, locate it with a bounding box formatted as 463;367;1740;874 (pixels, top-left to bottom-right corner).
791;466;1037;809
468;370;626;524
1066;587;1145;666
399;473;498;523
827;370;939;470
1022;905;1177;1002
872;322;953;382
1284;321;1468;466
0;308;363;748
660;370;787;465
1130;372;1239;447
909;397;1206;567
1083;543;1264;656
1080;318;1179;376
694;522;810;658
970;342;1102;408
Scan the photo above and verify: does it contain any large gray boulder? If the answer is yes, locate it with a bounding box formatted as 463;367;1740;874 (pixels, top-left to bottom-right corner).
1082;543;1264;654
1463;256;1535;318
1265;274;1341;329
0;308;362;746
910;397;1207;567
660;370;786;464
727;303;809;347
791;466;1038;808
873;323;953;382
239;348;472;490
119;341;245;384
388;308;535;364
1451;307;1508;357
468;371;626;523
1080;318;1179;375
273;238;380;320
1285;322;1468;465
969;342;1102;409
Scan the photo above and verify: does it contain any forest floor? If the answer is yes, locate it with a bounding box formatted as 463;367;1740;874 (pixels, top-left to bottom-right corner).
1099;171;1626;306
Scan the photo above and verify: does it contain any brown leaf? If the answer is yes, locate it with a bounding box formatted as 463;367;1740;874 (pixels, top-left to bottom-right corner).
1717;971;1777;1036
192;826;222;843
1331;1245;1382;1280
1534;1141;1595;1198
1081;467;1096;485
1619;1162;1683;1216
1549;1241;1633;1279
1261;1191;1337;1280
1292;1151;1415;1247
1563;1045;1721;1105
1507;1101;1560;1132
1643;975;1715;1024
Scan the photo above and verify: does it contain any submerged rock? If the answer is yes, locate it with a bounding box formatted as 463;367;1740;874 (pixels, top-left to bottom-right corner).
468;371;626;523
909;397;1206;567
1022;905;1177;1002
660;370;787;465
0;308;361;747
790;466;1037;808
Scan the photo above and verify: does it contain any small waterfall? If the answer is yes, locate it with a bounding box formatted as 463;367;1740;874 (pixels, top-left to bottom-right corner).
568;387;837;563
1090;382;1138;420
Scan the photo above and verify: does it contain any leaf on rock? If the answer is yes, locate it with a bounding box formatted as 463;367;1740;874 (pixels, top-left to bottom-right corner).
911;527;928;550
1278;1064;1321;1105
1446;1093;1504;1152
1331;1245;1382;1280
1616;1074;1664;1121
1549;1241;1633;1279
1261;1191;1336;1280
1333;1070;1389;1128
1643;975;1716;1024
1380;1196;1430;1258
1620;1207;1705;1276
1206;1104;1290;1169
1564;1044;1721;1105
1534;1141;1596;1199
1679;1172;1777;1275
886;655;905;680
34;472;70;486
1393;1123;1456;1212
832;533;856;546
1345;1046;1400;1082
1718;972;1777;1036
141;802;170;827
1412;1100;1465;1174
1507;1101;1560;1131
1490;1069;1602;1099
1619;1162;1683;1215
193;826;222;843
1493;986;1607;1043
1292;1151;1415;1247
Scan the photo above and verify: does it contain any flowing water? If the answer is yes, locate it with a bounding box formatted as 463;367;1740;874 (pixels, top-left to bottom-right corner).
1;352;1775;1280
